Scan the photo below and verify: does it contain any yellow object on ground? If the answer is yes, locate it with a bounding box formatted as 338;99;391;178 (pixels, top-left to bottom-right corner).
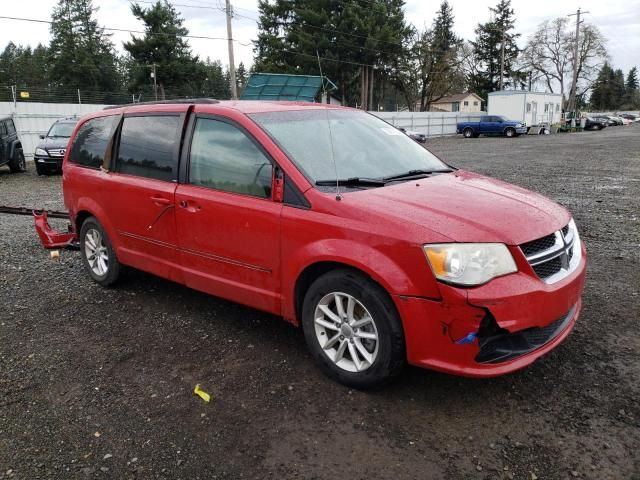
193;384;211;403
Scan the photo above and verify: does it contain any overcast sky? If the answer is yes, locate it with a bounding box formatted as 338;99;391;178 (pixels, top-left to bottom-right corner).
1;0;639;74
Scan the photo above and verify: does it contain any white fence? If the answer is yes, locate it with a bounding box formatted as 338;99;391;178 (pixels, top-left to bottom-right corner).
1;102;487;158
0;102;107;158
371;111;484;137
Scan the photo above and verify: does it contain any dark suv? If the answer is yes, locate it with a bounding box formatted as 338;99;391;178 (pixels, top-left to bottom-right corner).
34;117;78;175
0;116;26;173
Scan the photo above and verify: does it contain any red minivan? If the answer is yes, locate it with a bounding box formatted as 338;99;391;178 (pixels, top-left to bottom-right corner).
61;100;586;388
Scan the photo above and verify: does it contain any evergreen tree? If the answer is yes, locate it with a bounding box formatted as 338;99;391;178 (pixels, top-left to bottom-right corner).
124;1;204;100
590;63;613;110
48;0;120;96
471;0;520;98
612;69;626;108
626;67;638;90
199;58;231;99
236;62;248;94
253;0;411;106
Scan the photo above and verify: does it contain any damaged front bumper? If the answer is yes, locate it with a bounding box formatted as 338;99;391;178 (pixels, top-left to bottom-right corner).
394;245;587;377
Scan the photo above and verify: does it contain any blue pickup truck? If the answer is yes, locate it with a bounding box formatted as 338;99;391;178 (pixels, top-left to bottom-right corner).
456;115;528;138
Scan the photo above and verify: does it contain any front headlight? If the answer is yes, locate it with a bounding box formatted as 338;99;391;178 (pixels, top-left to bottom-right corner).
423;243;517;286
35;148;48;156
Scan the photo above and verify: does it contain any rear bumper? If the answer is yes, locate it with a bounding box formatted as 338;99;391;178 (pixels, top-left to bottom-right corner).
394;245;587;377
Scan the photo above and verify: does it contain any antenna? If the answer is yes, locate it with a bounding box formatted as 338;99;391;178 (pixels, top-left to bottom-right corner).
316;49;341;201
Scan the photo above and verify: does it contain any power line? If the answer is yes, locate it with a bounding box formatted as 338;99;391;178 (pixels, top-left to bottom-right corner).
0;15;253;46
0;14;382;68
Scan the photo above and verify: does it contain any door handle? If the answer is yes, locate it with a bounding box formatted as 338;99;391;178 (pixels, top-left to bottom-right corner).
151;196;171;206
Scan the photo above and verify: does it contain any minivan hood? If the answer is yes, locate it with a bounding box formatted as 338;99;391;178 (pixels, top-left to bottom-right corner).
347;170;570;245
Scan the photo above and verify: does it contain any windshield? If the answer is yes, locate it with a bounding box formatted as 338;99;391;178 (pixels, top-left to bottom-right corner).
250;109;447;184
47;122;76;138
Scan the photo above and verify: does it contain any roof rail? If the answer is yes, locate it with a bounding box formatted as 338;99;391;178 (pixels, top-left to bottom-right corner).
103;98;220;110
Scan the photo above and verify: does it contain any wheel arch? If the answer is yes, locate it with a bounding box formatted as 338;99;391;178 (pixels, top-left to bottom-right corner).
71;198;121;251
292;259;402;328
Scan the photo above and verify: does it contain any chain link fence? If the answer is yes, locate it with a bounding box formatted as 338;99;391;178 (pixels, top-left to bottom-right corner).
0;83;233;105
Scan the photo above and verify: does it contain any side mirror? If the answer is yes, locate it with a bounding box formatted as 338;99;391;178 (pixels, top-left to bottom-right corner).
39;134;45;139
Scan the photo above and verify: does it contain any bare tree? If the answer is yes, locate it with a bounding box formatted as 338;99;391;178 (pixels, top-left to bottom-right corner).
521;18;607;105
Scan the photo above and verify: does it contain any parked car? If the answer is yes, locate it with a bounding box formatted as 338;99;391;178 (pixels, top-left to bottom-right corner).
456;115;528;138
619;113;639;123
584;117;608;130
398;127;427;144
59;100;587;388
604;115;624;126
0;116;26;173
34;117;78;175
590;116;617;127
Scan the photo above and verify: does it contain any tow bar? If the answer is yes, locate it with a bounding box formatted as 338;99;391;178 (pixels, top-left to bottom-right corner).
0;205;78;250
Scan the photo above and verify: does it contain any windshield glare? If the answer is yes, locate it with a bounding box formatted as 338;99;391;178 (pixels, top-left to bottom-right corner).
250;109;447;184
47;122;76;138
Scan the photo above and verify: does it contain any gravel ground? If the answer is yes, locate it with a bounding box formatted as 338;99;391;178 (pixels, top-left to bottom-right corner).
1;126;638;479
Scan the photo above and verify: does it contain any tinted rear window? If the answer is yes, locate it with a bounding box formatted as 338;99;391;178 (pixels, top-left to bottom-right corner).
5;120;15;134
116;115;180;182
69;116;116;169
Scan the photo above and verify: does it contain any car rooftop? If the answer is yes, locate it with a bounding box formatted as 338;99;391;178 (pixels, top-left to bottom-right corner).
103;99;348;115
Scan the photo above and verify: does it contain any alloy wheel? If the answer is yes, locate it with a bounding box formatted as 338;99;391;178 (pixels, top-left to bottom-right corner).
313;292;379;373
84;228;109;276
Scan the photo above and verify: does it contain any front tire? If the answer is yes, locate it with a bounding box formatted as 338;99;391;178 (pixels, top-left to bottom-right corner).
8;149;26;173
505;127;516;138
80;217;121;287
301;269;405;389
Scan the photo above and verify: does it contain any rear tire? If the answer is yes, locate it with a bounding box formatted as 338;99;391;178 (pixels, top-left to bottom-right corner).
463;128;474;139
301;269;405;389
8;149;26;173
80;217;121;287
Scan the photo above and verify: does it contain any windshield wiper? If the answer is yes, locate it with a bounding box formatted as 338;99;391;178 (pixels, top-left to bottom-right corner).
315;177;386;187
383;168;453;182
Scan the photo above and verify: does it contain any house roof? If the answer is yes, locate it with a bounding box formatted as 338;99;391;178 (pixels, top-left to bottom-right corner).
432;93;482;104
240;73;337;102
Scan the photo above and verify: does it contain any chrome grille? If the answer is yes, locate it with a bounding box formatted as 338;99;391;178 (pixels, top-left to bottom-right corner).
520;222;581;284
47;148;66;157
520;233;556;257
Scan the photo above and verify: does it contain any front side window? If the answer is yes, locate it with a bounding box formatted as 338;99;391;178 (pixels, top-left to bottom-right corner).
69;116;116;169
189;118;273;198
116;115;180;182
5;120;15;135
250;109;447;184
0;122;6;136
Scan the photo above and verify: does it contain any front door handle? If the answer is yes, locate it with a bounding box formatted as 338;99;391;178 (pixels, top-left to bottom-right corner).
151;196;171;206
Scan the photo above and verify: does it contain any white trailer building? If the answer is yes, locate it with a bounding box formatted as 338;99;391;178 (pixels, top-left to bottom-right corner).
488;91;563;126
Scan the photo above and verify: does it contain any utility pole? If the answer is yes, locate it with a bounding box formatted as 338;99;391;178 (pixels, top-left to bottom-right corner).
567;8;588;113
225;0;238;99
151;64;157;101
498;25;506;91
